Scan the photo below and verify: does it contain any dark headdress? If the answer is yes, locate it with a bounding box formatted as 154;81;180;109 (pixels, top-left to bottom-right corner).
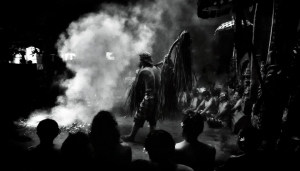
139;52;153;65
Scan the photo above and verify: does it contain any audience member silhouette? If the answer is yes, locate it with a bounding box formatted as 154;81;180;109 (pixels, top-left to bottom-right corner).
221;127;267;171
61;131;94;171
24;119;62;171
280;136;300;171
174;113;216;171
89;110;132;170
130;159;155;171
145;129;194;171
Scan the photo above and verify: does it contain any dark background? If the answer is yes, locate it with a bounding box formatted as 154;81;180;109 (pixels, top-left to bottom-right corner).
0;0;141;55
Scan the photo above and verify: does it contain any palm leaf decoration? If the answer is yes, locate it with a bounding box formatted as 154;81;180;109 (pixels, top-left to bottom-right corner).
157;30;194;121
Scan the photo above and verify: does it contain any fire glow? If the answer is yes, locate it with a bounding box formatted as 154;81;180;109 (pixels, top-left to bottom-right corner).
25;2;159;127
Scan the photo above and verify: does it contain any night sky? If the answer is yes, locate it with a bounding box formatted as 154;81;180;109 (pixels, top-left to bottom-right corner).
1;0;134;32
0;0;139;51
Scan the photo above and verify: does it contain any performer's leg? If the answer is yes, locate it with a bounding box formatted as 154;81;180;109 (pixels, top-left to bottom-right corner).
122;116;145;142
149;118;156;133
122;123;140;142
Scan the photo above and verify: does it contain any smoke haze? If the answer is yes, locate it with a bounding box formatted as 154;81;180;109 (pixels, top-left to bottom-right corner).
26;0;232;127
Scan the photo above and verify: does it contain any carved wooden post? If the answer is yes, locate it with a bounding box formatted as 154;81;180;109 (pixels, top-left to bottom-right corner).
252;0;300;150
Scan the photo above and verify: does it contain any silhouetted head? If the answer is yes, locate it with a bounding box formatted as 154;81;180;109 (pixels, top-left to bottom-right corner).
190;88;199;97
286;136;300;154
181;114;204;142
211;88;220;97
61;131;92;156
139;52;153;67
37;119;59;143
130;159;154;171
237;127;262;153
219;90;229;102
89;110;120;147
202;90;211;100
61;131;94;169
234;88;244;100
145;130;175;163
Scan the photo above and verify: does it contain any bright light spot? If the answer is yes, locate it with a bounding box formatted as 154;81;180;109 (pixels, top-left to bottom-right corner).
106;52;115;60
62;53;76;61
12;46;39;64
25;46;38;64
13;53;22;64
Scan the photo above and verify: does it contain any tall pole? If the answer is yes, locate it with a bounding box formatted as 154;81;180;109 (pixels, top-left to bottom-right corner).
250;3;259;100
266;0;275;65
233;44;238;86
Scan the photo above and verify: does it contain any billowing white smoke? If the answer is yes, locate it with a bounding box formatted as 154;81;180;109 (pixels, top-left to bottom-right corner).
25;0;231;127
26;2;162;127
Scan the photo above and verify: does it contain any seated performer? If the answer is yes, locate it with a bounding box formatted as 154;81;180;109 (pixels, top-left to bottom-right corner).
194;90;218;119
231;89;245;133
182;88;202;115
214;90;232;128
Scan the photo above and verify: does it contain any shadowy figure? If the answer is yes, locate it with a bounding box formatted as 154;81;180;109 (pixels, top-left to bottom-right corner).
145;129;194;171
130;159;155;171
231;89;246;133
214;90;232;128
211;88;220;108
61;131;94;171
89;110;132;170
279;136;300;171
24;119;62;171
174;113;216;171
220;127;266;171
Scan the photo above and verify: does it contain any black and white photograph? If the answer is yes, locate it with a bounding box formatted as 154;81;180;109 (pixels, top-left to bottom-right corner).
1;0;299;171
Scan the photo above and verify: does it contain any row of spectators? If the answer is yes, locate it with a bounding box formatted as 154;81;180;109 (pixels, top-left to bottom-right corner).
4;108;299;171
17;110;214;171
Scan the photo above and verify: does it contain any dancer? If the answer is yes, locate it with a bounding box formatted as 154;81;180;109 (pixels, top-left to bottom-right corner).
122;52;164;142
123;31;194;142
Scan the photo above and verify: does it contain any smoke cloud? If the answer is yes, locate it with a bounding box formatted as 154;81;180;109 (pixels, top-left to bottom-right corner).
26;0;232;127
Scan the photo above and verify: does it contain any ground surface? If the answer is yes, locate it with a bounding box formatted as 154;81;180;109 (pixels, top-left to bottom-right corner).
10;114;239;168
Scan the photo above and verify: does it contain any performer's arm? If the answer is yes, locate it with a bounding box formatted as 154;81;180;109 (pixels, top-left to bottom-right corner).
194;99;204;113
216;103;231;119
183;98;196;113
200;98;213;115
155;54;174;68
231;99;241;112
154;61;164;67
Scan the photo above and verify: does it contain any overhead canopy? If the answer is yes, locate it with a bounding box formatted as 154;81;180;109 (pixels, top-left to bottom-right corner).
197;0;254;19
214;19;253;35
197;0;234;19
